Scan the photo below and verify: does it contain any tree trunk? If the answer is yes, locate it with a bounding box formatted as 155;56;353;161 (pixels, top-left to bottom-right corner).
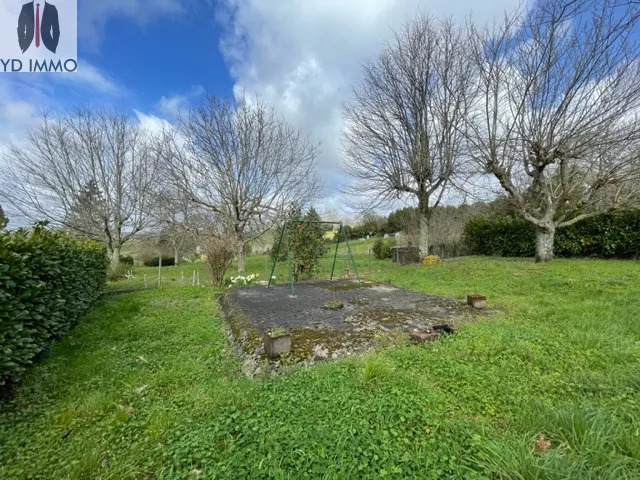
535;225;555;262
110;247;121;267
236;242;246;273
419;214;430;258
174;245;180;266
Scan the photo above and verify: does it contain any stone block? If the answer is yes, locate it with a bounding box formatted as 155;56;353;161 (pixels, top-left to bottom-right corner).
410;330;439;343
263;333;291;358
467;295;487;309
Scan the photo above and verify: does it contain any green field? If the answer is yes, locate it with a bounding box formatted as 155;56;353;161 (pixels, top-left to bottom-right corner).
2;256;640;479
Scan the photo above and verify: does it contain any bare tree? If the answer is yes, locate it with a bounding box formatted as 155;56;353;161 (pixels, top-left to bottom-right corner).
467;0;640;261
0;108;158;266
162;94;322;272
343;15;476;257
150;186;200;264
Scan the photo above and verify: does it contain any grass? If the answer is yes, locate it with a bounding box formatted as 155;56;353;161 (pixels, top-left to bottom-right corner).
1;256;640;478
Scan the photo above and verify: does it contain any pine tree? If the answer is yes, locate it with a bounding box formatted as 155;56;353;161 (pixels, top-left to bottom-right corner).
271;207;329;280
66;180;107;240
0;205;7;230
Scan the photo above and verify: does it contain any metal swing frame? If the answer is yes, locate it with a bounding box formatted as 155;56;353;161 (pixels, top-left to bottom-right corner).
267;220;361;296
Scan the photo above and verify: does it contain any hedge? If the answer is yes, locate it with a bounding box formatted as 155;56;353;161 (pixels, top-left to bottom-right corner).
464;212;640;258
0;224;108;388
143;256;176;267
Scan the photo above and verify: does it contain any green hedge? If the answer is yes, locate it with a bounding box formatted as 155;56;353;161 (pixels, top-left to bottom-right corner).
143;256;175;267
0;225;108;388
464;212;640;258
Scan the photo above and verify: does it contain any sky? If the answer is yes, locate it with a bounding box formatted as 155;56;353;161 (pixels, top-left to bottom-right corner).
1;0;525;220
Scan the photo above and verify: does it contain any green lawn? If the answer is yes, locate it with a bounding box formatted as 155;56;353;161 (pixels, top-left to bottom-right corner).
2;257;640;479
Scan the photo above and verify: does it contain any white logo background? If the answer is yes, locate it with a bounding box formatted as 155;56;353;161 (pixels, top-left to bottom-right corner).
0;0;77;72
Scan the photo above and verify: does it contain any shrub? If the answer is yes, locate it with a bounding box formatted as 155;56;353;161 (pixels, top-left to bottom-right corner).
372;238;396;260
119;255;134;266
143;256;176;267
203;238;234;286
0;224;108;387
464;212;640;258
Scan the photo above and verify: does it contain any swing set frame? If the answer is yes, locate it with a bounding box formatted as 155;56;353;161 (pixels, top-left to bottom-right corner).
268;220;361;296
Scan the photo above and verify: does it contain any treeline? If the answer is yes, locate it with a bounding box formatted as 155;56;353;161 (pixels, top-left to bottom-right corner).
347;201;503;249
0;224;108;390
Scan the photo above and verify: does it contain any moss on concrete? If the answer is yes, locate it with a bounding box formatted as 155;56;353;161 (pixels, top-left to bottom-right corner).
290;328;376;361
321;300;344;310
325;281;375;292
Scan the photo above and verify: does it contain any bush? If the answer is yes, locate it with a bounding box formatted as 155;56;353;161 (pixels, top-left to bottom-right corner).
0;224;108;387
464;212;640;258
372;238;396;260
204;238;234;286
119;255;134;266
143;256;176;267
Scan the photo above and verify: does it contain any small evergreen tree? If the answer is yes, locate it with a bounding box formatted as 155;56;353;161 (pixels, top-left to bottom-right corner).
0;205;8;230
66;180;107;241
271;207;329;280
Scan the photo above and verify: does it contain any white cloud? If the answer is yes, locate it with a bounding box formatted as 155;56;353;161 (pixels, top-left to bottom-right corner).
134;110;173;135
157;85;205;116
78;0;199;49
217;0;525;214
59;61;123;94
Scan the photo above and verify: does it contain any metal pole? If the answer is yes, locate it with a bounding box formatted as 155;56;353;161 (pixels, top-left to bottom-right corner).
284;223;295;296
268;223;286;287
344;229;361;285
330;223;342;280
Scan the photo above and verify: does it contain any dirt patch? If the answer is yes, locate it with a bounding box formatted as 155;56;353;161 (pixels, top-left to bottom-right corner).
218;279;487;375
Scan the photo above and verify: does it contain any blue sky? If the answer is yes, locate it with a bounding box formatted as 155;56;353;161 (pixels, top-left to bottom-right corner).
79;2;231;112
1;0;525;217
